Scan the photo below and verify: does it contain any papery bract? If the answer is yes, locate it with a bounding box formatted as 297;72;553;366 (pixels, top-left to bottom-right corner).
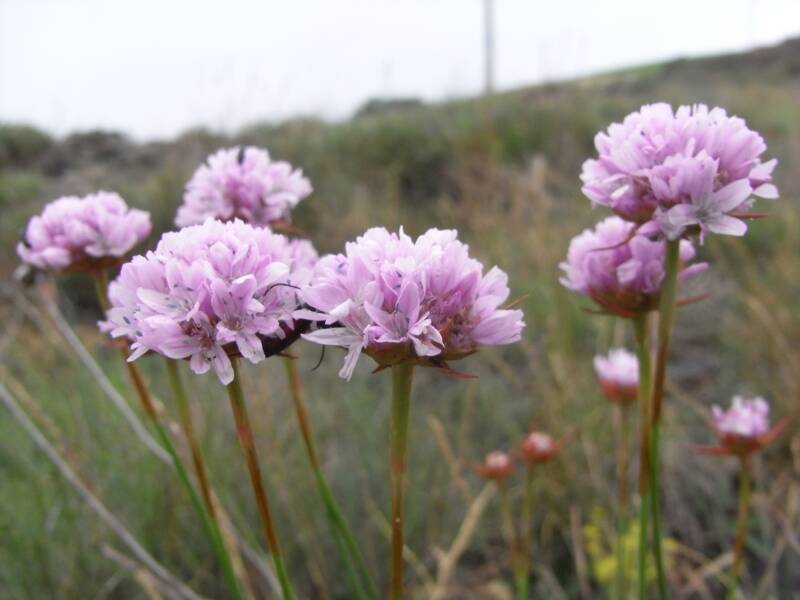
175;146;312;228
17;191;151;272
298;227;525;380
102;218;316;385
559;216;706;317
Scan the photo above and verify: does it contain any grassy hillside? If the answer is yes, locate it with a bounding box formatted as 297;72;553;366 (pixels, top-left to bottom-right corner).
1;38;799;598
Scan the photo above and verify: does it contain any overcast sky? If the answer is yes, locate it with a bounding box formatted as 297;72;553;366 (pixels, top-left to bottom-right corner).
1;0;799;141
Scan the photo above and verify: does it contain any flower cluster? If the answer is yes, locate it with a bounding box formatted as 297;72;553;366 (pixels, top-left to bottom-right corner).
297;227;525;380
594;348;639;405
17;191;151;272
175;146;312;228
559;216;706;316
581;103;778;240
103;219;316;384
712;396;770;439
519;431;562;465
693;395;788;457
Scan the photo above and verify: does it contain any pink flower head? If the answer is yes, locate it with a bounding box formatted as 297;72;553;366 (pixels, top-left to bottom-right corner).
102;218;316;385
559;216;706;317
713;396;769;437
475;451;514;481
694;395;789;457
594;348;639;405
175;146;312;228
17;191;151;272
581;103;777;239
519;431;562;465
297;227;525;380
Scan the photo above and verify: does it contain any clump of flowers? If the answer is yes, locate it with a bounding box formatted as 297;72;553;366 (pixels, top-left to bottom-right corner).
17;191;151;272
594;348;639;405
581;103;778;240
559;216;706;317
103;218;315;384
475;451;514;481
298;227;525;379
175;146;313;228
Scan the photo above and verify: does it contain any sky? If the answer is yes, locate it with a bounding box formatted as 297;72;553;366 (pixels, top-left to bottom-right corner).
1;0;799;141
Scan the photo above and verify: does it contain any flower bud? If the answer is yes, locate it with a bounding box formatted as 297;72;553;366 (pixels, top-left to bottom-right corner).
475;451;514;481
520;431;560;465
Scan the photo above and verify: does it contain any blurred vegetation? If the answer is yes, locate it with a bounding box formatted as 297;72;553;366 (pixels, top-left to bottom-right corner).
1;39;800;598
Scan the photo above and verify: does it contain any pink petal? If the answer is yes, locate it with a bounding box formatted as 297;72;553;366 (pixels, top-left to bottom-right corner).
712;180;753;213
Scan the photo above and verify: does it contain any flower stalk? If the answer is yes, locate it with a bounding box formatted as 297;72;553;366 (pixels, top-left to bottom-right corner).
93;270;245;600
282;357;378;600
226;359;295;600
648;238;681;599
728;458;752;600
165;359;216;517
389;363;414;600
615;403;632;600
518;464;535;599
632;313;652;600
497;480;526;600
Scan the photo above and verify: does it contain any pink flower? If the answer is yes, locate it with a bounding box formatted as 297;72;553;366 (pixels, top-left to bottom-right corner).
17;191;151;272
475;451;514;481
712;396;770;439
581;103;777;239
519;431;563;465
102;219;315;385
175;146;312;228
694;395;789;457
594;348;639;405
297;227;525;380
559;216;706;317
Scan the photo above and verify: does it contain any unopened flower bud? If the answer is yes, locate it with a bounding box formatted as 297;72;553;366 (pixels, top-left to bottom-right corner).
520;431;559;465
475;451;514;481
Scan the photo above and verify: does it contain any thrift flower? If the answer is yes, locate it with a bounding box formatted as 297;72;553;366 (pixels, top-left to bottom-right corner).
475;451;514;481
581;103;777;240
594;348;639;405
694;395;789;457
176;146;312;228
17;191;151;272
713;396;770;439
559;216;706;317
520;431;562;465
102;218;315;385
297;227;525;380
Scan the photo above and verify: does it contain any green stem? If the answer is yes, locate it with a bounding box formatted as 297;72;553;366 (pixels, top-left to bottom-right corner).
728;458;752;600
227;359;295;600
93;272;245;600
282;357;377;600
389;363;414;600
648;238;681;599
649;423;666;599
165;359;216;518
519;465;534;600
633;313;652;600
615;404;631;600
498;482;525;599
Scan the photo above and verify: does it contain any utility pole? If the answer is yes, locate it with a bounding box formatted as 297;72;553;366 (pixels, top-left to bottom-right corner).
483;0;495;95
